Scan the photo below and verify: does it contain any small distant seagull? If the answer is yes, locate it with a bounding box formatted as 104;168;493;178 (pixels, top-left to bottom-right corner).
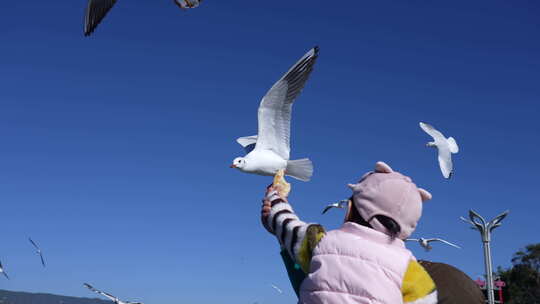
84;283;143;304
270;284;283;294
84;0;203;36
406;237;461;252
322;199;349;214
174;0;202;9
419;122;459;179
231;47;319;181
0;260;9;280
29;237;46;267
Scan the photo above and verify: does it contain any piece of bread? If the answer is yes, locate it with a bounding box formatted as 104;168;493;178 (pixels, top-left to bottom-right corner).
273;169;291;198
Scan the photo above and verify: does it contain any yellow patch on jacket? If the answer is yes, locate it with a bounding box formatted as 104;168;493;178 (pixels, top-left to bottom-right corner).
401;260;437;302
296;225;325;273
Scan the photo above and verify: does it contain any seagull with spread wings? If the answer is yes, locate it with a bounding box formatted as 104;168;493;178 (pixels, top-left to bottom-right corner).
231;47;319;181
406;237;461;252
84;283;143;304
84;0;202;36
419;122;459;179
29;237;46;267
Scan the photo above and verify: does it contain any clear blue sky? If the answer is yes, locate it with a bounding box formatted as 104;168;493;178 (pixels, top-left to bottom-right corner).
1;1;539;303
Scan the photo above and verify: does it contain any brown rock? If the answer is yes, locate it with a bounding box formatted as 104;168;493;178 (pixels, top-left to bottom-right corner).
419;260;486;304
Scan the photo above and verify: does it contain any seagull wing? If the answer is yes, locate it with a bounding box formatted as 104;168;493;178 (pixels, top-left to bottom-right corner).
100;291;118;301
40;253;46;267
255;47;319;160
84;283;117;301
236;135;258;154
0;261;8;280
84;0;118;36
321;204;336;214
84;283;99;294
437;147;453;179
29;237;39;250
322;200;349;214
405;238;419;242
434;238;461;249
419;122;446;142
271;284;283;294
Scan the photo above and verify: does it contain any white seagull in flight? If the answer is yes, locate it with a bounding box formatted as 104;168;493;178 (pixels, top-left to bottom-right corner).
84;283;144;304
84;0;203;36
231;47;319;181
29;237;46;267
419;122;459;179
406;237;461;252
0;260;9;280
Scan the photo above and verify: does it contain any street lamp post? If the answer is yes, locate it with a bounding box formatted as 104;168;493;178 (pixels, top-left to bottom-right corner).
461;210;509;304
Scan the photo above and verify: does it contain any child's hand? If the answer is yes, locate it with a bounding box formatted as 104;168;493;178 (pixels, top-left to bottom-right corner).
265;184;288;204
261;184;286;233
261;198;272;233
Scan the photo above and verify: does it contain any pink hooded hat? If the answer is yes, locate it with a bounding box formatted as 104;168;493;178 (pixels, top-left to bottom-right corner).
347;161;432;239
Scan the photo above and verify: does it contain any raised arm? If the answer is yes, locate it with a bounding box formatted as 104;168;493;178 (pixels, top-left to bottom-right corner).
261;185;325;272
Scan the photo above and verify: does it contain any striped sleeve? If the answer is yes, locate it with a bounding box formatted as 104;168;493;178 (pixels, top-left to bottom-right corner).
264;191;325;272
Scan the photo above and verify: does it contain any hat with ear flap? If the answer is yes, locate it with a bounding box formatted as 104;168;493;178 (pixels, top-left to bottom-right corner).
347;161;432;239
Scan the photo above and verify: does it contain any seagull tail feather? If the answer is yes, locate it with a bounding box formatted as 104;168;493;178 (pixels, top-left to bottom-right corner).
286;158;313;182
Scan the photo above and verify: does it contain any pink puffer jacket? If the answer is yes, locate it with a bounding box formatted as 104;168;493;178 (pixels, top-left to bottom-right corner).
299;222;413;304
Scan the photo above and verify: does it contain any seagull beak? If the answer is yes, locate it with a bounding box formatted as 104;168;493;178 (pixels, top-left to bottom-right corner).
230;164;236;168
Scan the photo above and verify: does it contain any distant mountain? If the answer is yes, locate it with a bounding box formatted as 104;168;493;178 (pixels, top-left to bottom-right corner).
0;289;112;304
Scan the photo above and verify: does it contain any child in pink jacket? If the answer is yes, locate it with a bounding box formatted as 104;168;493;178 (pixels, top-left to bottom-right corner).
261;161;438;304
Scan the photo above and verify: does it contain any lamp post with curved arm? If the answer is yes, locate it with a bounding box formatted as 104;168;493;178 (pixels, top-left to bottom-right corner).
461;210;509;304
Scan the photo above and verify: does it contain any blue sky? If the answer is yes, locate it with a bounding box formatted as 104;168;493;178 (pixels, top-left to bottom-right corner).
1;0;539;303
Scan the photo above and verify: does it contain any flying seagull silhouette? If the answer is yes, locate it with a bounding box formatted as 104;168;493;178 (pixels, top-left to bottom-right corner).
406;237;461;252
84;283;143;304
29;237;46;267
